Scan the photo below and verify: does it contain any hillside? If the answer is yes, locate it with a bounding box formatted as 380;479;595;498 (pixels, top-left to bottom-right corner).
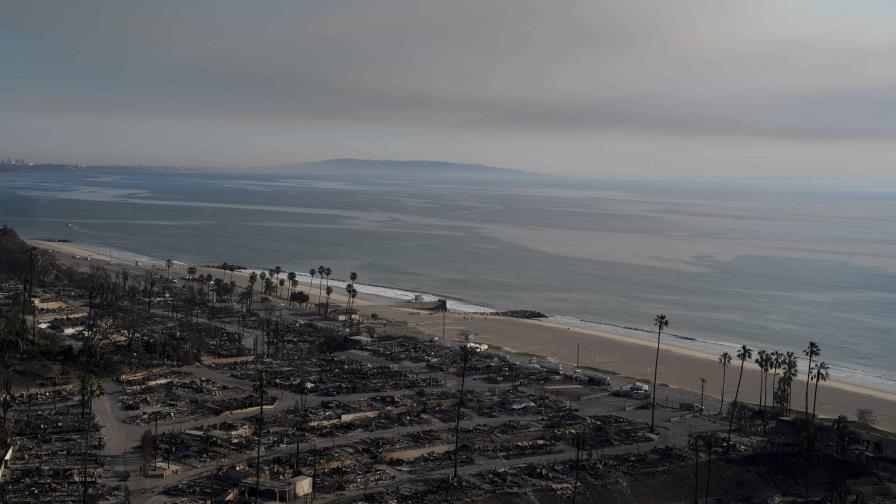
261;158;540;179
0;226;33;276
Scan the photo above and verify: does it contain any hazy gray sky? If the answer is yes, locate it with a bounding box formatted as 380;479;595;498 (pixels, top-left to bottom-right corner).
2;1;894;177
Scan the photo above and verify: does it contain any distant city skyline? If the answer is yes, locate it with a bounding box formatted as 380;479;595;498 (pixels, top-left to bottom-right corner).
2;1;895;178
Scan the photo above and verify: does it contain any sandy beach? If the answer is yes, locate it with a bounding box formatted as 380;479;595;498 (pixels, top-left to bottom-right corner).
31;238;896;433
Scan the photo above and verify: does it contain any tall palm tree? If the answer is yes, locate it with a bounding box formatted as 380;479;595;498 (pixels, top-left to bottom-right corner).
784;351;798;414
650;314;669;432
247;272;258;313
803;342;820;423
718;352;732;415
348;272;358;319
345;284;353;318
755;350;767;410
308;268;316;303
316;266;325;310
228;264;236;283
810;361;830;428
325;286;333;319
278;278;285;298
287;271;296;300
324;267;332;307
274;266;282;282
165;258;173;279
349;287;358;323
769;351;782;412
726;344;752;451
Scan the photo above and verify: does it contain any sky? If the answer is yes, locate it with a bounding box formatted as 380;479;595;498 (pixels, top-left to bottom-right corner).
1;0;895;178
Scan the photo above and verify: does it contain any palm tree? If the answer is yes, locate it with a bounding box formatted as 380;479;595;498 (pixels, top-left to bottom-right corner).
308;268;316;304
247;272;258;313
650;314;669;432
784;351;799;414
726;344;752;451
287;271;296;300
348;272;359;320
278;278;285;298
803;342;820;422
228;264;236;283
165;258;173;279
274;266;282;282
324;267;332;307
316;266;325;310
769;351;782;412
755;350;767;410
718;352;732;415
349;287;358;323
325;286;333;319
345;284;353;315
289;279;298;306
810;361;830;428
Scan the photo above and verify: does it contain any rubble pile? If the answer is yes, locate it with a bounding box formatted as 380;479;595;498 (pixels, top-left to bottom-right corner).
2;394;118;503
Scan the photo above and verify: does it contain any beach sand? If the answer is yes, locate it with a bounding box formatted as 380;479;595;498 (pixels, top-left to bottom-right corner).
30;239;896;433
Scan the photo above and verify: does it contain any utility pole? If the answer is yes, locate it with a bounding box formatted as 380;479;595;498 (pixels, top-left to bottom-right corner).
255;367;266;504
453;346;468;481
295;402;300;476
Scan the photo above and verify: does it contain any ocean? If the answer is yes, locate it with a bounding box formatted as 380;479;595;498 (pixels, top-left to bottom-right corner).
1;169;894;392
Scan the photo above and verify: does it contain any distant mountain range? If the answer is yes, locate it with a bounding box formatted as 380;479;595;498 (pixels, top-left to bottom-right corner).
1;158;540;179
261;158;535;177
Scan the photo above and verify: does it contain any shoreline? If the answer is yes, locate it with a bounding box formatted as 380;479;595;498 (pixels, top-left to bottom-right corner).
28;238;896;433
29;238;895;394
